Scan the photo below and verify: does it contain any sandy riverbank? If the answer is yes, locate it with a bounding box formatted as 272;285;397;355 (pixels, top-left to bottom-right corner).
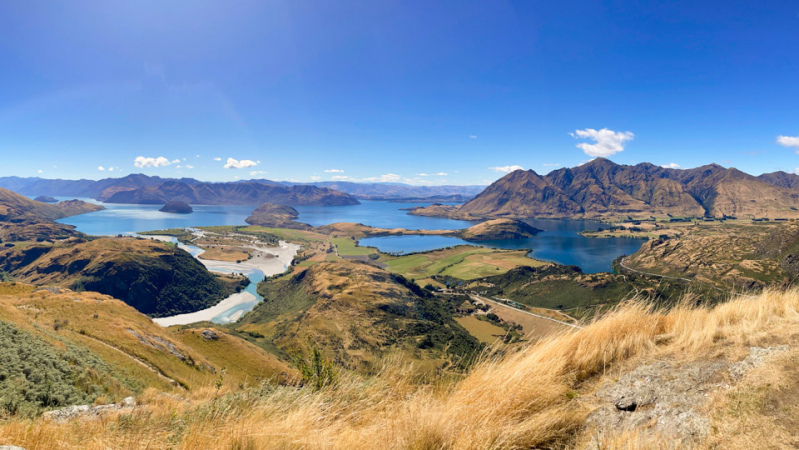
190;241;300;277
145;234;300;326
152;291;256;327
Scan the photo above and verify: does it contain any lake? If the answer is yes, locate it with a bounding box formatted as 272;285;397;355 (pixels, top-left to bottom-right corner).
53;198;255;236
360;218;645;273
56;199;645;273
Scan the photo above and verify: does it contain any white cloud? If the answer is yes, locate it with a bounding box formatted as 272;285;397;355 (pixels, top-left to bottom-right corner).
324;169;344;173
416;172;448;177
213;157;222;161
331;175;351;181
98;166;105;171
570;128;634;157
37;169;43;174
134;156;174;168
661;163;681;169
489;165;524;173
310;176;321;181
249;170;267;176
195;154;200;158
363;173;401;183
542;163;560;167
469;135;478;139
223;157;258;169
109;167;115;171
777;135;799;149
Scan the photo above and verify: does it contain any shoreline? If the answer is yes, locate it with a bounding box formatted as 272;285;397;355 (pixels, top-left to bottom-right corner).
152;291;256;327
142;234;299;327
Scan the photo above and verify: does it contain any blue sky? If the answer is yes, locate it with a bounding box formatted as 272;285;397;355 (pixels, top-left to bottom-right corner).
0;0;797;185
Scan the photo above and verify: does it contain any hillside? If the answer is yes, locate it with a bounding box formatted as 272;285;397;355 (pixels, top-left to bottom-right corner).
0;282;293;419
102;180;360;206
758;170;799;189
457;218;541;241
0;237;242;317
0;174;193;199
5;284;799;448
412;159;799;220
235;260;481;372
0;188;104;242
0;188;103;222
159;200;193;214
245;203;310;229
618;220;799;290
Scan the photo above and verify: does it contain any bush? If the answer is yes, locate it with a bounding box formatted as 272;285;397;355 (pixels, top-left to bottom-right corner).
0;320;131;417
296;346;337;391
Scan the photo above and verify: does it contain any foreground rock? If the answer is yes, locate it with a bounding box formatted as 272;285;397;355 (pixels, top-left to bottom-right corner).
42;397;136;423
587;345;790;446
159;200;193;214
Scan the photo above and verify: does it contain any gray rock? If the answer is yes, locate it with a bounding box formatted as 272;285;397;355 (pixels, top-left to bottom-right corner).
588;359;724;444
729;345;790;379
201;329;219;340
589;346;792;446
41;397;138;423
0;446;28;450
42;405;90;422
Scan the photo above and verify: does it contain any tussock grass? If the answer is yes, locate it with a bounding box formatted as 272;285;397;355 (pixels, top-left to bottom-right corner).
5;289;799;449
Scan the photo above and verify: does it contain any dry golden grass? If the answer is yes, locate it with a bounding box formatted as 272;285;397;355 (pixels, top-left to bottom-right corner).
7;288;799;449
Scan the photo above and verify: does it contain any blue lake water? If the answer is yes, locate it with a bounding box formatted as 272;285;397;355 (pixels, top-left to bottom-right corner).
54;198;255;236
293;201;474;230
56;198;645;273
360;218;645;273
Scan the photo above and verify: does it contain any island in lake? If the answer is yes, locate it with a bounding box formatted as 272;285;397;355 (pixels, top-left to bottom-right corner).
159;200;193;214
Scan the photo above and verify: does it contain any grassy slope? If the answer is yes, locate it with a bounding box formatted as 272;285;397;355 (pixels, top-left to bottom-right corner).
238;260;481;373
0;237;237;317
387;245;545;281
6;287;799;448
0;283;294;418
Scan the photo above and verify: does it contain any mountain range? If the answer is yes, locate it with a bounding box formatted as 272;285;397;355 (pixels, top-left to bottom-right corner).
0;174;483;205
412;158;799;220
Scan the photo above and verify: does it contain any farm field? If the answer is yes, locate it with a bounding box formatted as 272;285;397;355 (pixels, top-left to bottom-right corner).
387;245;547;281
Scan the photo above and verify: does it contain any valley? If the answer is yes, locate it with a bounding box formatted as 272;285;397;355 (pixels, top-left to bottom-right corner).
3;164;799;449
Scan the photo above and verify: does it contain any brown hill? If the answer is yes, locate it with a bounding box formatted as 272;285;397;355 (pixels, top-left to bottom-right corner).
0;188;104;242
245;203;310;229
159;200;193;214
236;260;480;372
414;159;799;220
0;237;240;317
102;180;360;206
458;218;541;241
758;171;799;189
0;282;293;417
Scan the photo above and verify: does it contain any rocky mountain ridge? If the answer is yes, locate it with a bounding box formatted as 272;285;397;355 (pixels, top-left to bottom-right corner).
412;158;799;220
